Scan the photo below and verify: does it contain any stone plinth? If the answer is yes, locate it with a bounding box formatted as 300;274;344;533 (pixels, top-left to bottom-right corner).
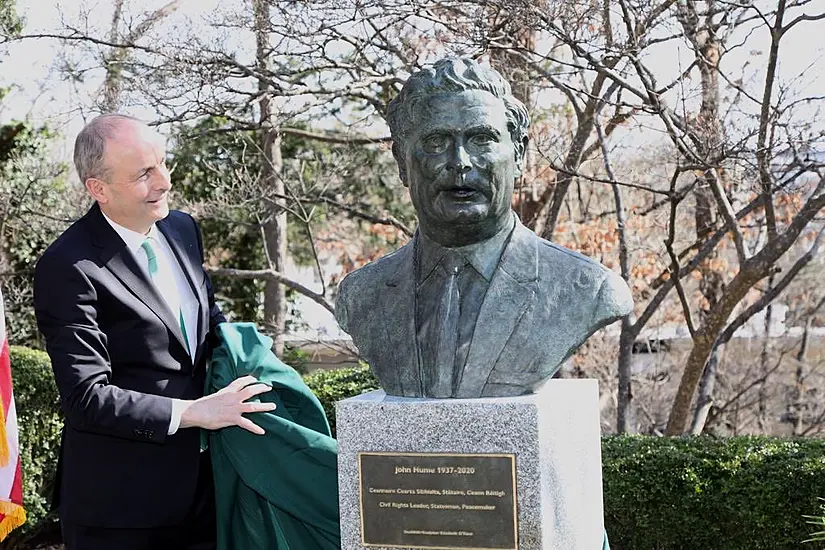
336;380;605;550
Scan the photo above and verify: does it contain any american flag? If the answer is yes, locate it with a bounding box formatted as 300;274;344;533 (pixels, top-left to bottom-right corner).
0;287;24;541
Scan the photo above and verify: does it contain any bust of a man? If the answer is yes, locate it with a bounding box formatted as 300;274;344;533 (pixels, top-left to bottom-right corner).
335;57;632;398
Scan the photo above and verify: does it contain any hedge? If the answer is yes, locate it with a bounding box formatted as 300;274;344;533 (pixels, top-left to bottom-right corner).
8;351;825;549
9;346;61;536
302;363;379;436
602;435;825;549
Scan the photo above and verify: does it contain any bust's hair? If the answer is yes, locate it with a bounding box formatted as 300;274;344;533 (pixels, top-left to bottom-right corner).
387;58;530;172
73;113;143;183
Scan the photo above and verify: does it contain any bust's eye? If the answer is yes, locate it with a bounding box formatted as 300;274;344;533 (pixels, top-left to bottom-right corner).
469;133;497;146
422;134;449;154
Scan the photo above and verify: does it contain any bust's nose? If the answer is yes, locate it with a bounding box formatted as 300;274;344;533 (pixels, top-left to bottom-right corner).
446;143;472;174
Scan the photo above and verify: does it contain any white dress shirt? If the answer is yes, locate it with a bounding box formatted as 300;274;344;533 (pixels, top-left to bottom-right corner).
102;213;198;435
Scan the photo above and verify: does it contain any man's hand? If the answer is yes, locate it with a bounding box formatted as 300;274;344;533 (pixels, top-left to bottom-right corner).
179;375;277;435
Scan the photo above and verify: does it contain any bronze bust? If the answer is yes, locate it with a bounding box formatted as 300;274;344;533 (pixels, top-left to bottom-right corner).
335;58;632;398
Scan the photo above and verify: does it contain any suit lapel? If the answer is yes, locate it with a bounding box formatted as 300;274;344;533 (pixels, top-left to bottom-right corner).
381;238;422;396
89;205;190;358
456;223;538;398
157;218;207;364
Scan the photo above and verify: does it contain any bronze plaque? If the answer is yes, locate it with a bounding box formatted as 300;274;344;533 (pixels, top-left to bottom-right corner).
358;452;518;549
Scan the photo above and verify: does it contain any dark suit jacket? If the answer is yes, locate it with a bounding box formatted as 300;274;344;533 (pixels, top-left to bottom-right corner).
336;218;633;398
33;203;225;528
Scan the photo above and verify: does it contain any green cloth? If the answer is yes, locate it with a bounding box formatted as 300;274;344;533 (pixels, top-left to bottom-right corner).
206;322;340;550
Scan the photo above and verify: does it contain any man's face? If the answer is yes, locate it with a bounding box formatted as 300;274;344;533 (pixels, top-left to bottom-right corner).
400;89;522;246
91;122;171;234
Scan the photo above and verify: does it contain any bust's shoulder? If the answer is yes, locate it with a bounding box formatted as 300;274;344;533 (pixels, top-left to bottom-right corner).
335;241;413;332
527;231;611;281
525;229;632;317
537;238;604;268
338;241;413;293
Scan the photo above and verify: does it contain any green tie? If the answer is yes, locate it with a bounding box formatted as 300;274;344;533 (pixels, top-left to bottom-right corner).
141;239;190;355
141;239;158;276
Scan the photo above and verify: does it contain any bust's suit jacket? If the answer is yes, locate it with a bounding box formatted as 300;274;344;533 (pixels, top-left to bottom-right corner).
336;217;633;398
33;203;225;528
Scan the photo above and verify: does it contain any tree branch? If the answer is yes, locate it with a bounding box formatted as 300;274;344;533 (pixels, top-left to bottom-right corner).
313;197;413;237
665;170;697;337
280;127;391;145
205;266;334;315
717;226;825;346
706;167;748;264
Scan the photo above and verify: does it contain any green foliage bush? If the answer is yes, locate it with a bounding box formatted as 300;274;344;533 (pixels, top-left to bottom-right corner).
9;354;825;549
303;363;378;436
603;435;825;549
9;346;61;534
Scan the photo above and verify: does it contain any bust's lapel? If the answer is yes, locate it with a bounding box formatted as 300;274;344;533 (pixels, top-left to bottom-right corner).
455;223;538;398
89;205;189;356
379;237;422;396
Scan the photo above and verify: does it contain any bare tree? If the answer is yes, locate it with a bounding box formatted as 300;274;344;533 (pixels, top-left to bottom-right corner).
10;0;825;431
99;0;183;111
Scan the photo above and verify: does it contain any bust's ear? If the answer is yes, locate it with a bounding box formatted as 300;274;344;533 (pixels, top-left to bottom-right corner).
514;135;529;175
391;141;409;186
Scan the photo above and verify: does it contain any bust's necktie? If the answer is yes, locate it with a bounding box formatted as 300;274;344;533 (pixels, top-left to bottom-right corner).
141;239;190;355
424;252;467;397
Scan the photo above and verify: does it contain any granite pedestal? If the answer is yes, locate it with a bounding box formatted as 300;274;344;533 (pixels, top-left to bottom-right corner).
336;380;605;550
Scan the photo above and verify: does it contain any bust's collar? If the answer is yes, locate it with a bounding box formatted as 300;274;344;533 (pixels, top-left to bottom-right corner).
417;212;516;285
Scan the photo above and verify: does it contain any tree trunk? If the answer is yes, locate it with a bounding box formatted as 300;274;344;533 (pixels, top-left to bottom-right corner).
255;0;287;357
791;296;825;434
616;321;635;432
674;0;726;433
757;274;775;431
101;0;125;111
791;316;811;435
666;175;825;435
596;105;635;434
689;343;721;434
99;0;182;112
533;74;607;239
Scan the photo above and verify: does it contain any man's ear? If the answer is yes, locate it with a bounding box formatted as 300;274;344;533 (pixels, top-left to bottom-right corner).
391;141;409;186
514;135;529;175
85;177;109;204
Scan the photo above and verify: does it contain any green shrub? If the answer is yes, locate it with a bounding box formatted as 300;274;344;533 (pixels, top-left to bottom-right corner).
9;346;61;534
603;435;825;550
303;363;379;436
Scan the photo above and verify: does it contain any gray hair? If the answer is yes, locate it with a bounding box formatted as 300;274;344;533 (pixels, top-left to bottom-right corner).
387;58;530;171
73;113;143;183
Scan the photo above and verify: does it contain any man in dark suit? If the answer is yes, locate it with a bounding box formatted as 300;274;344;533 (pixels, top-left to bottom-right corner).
335;58;633;398
34;114;276;550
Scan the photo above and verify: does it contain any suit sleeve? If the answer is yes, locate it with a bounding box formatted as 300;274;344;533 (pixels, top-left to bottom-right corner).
34;252;173;443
